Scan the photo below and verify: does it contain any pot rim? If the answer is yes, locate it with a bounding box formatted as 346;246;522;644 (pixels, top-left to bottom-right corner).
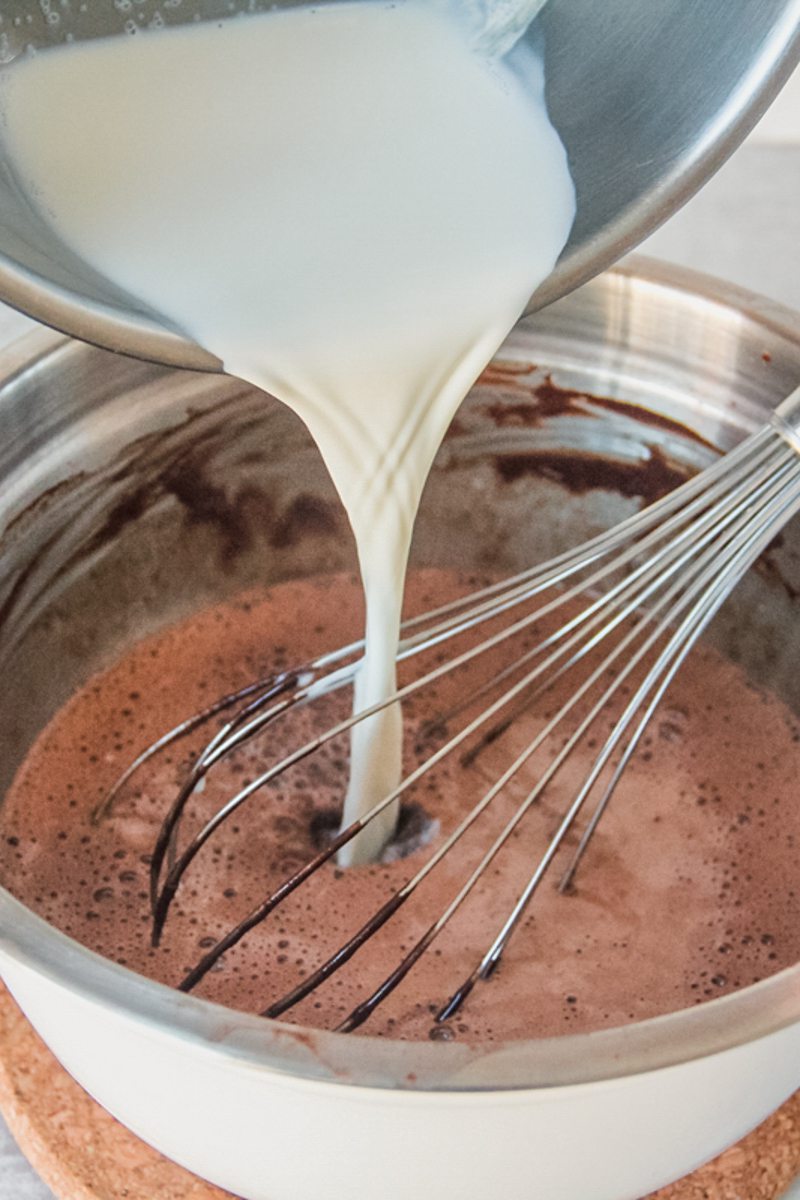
0;255;799;1094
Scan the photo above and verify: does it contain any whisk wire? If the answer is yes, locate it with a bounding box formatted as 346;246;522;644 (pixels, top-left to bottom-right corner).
104;389;800;1031
241;450;800;1023
560;456;800;891
438;451;800;1019
154;435;788;932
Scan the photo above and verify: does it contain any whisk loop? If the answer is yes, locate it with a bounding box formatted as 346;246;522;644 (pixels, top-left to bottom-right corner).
102;387;800;1031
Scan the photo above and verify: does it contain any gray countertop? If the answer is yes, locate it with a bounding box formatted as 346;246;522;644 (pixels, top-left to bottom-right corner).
0;140;798;1200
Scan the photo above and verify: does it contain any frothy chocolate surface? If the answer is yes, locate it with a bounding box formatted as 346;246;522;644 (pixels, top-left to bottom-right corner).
1;570;798;1042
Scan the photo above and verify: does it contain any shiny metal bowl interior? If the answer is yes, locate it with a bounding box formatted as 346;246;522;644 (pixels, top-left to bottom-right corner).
0;256;799;1091
0;1;798;367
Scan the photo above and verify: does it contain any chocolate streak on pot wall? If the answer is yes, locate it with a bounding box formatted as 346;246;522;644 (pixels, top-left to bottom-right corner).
0;391;342;632
0;372;793;639
480;371;712;503
481;372;800;596
481;368;714;448
495;446;689;503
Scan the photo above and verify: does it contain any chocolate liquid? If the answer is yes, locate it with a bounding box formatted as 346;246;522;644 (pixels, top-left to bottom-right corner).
1;570;798;1042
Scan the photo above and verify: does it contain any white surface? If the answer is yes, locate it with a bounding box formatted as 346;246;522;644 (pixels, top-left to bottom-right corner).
0;142;797;1200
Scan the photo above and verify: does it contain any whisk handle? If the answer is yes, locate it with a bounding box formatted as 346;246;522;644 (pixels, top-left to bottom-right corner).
772;386;800;456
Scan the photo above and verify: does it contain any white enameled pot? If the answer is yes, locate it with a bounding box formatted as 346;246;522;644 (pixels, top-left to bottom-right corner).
0;259;798;1200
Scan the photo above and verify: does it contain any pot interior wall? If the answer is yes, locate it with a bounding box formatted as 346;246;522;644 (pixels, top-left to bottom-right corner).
0;309;799;804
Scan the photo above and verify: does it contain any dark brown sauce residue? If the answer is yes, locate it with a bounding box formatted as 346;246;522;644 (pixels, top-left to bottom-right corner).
160;460;267;562
2;367;793;635
482;369;714;449
270;493;340;549
496;447;689;504
756;530;800;602
483;376;583;426
0;391;344;634
484;373;702;504
590;393;714;448
479;360;538;385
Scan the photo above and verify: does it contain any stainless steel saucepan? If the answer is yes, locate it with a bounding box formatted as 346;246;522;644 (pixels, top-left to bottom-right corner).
0;0;798;368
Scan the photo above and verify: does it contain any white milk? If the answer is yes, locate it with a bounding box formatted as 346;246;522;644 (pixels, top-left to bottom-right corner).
0;1;574;864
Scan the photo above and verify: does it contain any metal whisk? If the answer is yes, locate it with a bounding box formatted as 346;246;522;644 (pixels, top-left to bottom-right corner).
100;386;800;1032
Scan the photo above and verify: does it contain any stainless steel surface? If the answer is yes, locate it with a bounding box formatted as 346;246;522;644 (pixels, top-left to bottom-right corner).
0;256;798;1094
0;1;798;368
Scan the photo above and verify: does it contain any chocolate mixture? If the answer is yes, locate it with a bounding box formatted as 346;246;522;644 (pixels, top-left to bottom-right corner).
1;569;798;1042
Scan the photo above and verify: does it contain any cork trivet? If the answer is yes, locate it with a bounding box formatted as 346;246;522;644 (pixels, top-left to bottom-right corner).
0;983;796;1200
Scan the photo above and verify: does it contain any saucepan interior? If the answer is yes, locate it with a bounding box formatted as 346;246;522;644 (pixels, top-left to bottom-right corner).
0;256;798;1098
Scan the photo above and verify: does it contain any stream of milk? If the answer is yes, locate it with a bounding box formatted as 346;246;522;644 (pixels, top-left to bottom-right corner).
0;0;574;864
